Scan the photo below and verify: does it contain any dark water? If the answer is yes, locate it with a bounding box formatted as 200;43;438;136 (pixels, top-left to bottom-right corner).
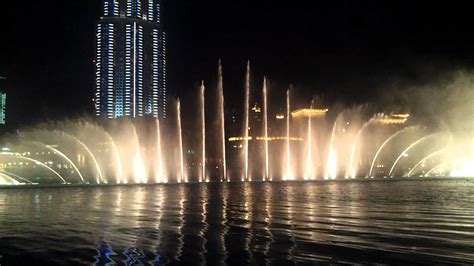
0;180;474;265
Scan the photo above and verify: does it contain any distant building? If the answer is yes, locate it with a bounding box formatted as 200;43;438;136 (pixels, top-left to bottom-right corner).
0;76;6;125
95;0;167;119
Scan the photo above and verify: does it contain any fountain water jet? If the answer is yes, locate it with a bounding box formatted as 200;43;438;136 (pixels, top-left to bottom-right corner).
177;99;185;183
132;126;147;183
262;77;269;181
368;126;418;178
426;157;467;176
0;152;66;184
243;61;250;181
389;132;443;177
156;119;164;183
304;98;315;180
325;114;342;180
22;139;86;183
1;171;33;184
57;131;104;184
407;147;449;177
217;61;227;182
347;115;381;179
284;89;294;180
200;81;207;182
0;173;20;185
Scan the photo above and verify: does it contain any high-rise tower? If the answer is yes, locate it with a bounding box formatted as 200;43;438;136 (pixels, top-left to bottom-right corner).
95;0;167;119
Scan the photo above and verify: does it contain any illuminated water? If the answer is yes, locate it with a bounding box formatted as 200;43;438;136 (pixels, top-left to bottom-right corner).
0;180;473;264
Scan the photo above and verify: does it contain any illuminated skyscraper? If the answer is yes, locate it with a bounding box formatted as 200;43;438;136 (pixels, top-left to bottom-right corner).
95;0;167;119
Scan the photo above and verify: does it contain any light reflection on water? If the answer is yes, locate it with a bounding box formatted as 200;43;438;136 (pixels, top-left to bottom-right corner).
0;180;474;264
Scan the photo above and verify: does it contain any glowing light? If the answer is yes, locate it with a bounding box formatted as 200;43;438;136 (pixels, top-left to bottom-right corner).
450;159;474;177
291;108;328;118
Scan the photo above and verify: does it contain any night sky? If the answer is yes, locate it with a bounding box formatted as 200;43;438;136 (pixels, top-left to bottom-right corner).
2;1;474;127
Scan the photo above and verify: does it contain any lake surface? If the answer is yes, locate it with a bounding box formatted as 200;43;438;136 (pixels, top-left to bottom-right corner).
0;180;473;265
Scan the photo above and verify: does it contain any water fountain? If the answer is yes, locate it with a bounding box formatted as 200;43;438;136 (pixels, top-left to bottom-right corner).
0;61;472;186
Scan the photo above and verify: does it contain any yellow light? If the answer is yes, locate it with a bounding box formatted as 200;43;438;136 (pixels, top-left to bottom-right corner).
229;136;303;142
377;114;410;124
291;108;328;118
251;103;261;113
228;136;253;142
275;114;285;120
392;113;410;119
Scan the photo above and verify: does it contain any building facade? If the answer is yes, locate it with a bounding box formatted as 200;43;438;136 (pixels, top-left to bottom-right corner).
95;0;167;119
0;77;6;125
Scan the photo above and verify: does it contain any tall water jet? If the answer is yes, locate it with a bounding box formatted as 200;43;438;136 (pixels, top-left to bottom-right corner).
217;60;227;182
389;132;443;177
177;99;185;183
368;126;417;177
284;89;294;180
243;61;250;181
132;126;147;184
304;98;315;180
156;118;164;183
325;114;341;180
200;81;206;182
262;77;269;181
347;115;381;179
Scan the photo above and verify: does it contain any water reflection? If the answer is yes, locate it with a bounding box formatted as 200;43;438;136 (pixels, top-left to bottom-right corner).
0;180;474;264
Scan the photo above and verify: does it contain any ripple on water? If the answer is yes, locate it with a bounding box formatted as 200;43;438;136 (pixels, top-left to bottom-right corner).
0;180;473;264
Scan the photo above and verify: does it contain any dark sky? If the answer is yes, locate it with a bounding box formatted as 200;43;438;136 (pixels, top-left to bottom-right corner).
1;1;474;127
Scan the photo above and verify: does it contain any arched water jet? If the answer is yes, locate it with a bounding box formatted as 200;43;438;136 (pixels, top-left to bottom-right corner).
71;122;123;184
347;114;383;179
177;99;185;183
389;132;444;177
0;172;20;185
55;131;104;184
22;140;86;183
407;147;450;177
243;61;250;181
425;157;467;176
0;152;67;184
45;144;86;183
200;81;206;182
262;77;269;181
217;60;227;182
368;126;418;178
1;171;33;184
